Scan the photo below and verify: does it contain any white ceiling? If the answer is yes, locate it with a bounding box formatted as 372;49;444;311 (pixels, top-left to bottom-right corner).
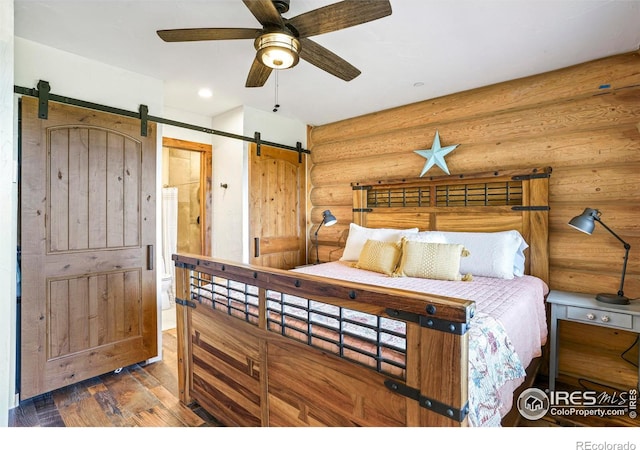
14;0;640;126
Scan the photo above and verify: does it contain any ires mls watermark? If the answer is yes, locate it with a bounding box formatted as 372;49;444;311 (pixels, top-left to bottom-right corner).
517;387;638;421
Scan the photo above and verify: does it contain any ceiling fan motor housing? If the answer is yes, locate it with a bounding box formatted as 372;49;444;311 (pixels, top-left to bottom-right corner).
272;0;290;14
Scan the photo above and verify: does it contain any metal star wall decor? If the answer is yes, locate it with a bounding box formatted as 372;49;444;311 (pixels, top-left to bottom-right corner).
414;130;459;176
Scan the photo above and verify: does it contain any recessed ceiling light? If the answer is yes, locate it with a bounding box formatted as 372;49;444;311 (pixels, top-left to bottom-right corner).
198;88;213;98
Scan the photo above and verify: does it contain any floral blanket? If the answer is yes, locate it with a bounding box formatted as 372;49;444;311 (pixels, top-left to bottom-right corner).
467;312;525;426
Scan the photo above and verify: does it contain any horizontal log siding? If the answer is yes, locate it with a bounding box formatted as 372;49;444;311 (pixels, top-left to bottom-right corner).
307;50;640;388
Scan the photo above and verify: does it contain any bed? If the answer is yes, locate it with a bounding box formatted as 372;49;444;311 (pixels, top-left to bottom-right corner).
172;167;551;427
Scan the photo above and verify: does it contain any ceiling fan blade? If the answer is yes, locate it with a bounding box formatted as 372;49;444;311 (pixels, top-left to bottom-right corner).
242;0;284;27
299;38;361;82
246;57;274;87
157;28;261;42
288;0;392;38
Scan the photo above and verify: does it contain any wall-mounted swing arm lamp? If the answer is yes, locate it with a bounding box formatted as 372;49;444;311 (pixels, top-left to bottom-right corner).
314;210;337;264
568;208;631;305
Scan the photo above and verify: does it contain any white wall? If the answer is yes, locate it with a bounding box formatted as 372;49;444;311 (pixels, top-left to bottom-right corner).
162;105;214;145
15;38;163;115
211;107;245;261
0;0;16;425
243;105;308;148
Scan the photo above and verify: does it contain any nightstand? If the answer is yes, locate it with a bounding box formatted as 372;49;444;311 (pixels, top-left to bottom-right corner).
547;290;640;392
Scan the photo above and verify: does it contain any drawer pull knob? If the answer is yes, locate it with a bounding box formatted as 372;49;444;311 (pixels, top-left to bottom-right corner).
601;315;610;323
586;313;595;320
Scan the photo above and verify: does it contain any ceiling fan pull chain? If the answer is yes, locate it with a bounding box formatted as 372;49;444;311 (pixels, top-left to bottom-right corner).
273;70;280;112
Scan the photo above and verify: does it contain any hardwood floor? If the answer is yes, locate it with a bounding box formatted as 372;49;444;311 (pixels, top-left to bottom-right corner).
8;328;222;427
9;328;635;428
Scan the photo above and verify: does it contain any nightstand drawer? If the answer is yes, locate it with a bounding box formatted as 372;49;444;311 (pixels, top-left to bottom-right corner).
567;306;633;329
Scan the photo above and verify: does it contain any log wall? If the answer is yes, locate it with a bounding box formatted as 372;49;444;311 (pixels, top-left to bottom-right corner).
306;51;640;391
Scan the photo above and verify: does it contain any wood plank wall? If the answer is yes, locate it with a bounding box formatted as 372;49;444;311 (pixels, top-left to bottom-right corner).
306;50;640;390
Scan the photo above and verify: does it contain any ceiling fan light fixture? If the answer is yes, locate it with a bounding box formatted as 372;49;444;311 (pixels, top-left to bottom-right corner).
255;31;300;70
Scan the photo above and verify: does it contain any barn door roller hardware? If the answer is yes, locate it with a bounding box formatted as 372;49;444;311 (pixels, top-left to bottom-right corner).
37;80;50;119
296;142;303;163
253;132;305;163
14;81;309;155
384;379;469;422
139;105;149;137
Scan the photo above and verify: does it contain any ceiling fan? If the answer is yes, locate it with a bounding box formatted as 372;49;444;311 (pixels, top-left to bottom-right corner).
157;0;392;87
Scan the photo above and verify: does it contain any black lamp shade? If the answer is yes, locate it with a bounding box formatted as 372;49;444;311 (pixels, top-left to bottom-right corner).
314;210;337;264
322;210;337;227
568;208;598;235
567;207;631;305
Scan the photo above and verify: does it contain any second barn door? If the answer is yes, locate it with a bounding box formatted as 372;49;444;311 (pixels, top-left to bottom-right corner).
249;143;307;269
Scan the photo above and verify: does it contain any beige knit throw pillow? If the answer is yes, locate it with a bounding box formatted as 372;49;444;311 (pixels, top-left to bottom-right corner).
354;239;402;275
394;237;472;281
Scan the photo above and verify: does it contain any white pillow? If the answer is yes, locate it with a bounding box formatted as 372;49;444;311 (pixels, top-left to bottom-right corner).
438;230;528;279
512;240;528;277
340;223;419;261
409;230;448;243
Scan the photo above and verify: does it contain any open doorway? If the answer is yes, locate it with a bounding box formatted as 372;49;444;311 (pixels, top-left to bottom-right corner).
161;137;212;330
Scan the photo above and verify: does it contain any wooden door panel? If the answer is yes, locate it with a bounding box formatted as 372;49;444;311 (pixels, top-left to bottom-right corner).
249;144;306;269
48;127;143;251
258;236;302;254
20;97;157;400
47;269;143;358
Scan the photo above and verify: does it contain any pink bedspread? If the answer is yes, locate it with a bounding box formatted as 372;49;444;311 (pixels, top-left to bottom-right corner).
292;261;549;426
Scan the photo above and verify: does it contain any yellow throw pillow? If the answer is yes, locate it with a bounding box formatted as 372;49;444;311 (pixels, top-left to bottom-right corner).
394;237;472;281
354;239;402;275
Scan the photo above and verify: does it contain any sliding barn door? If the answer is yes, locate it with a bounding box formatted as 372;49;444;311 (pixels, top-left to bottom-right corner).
249;144;307;269
20;97;157;400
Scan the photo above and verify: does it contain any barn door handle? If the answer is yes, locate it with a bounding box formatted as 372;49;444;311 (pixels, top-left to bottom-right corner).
147;245;154;270
254;238;260;258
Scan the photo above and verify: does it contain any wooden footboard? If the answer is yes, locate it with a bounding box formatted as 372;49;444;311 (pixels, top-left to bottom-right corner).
173;254;475;426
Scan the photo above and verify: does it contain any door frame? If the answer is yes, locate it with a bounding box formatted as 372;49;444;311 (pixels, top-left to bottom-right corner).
162;137;213;256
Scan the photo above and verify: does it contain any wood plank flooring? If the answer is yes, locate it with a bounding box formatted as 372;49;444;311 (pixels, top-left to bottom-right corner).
8;329;221;427
8;328;636;428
